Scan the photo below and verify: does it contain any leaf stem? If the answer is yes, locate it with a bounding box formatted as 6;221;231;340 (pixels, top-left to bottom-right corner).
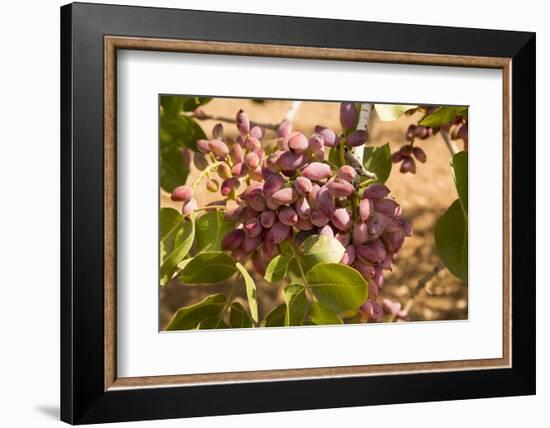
215;279;237;328
288;243;317;303
192;161;222;190
339;141;346;165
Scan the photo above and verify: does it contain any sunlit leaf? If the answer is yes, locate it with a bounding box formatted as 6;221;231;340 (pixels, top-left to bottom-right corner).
196;318;229;329
362;143;392;183
178;251;236;284
300;235;345;273
160;213;195;286
419;106;467;128
308;302;343;325
165;293;226;331
306;263;368;312
160;96;184;119
195;210;235;253
283;284;309;326
160;208;182;265
261;304;286;327
435;199;468;281
375;104;417;122
161;115;205;152
236;262;259;323
452;151;468;212
160;143;190;192
264;254;292;283
182;96;212;112
229;302;253;328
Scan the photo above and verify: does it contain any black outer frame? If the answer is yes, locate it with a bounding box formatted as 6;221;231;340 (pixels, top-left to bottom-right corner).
60;2;535;424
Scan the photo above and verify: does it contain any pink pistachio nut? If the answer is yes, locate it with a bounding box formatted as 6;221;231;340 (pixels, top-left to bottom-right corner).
340;102;357;129
236;109;250;134
359;198;373;222
326;178;355;198
196;139;211;154
341;245;356;265
346;130;368;147
278;206;299;226
400;156;416;174
363;183;390;200
294;176;313;195
221;229;245;251
288;132;309;153
277;119;292;140
212;123;224;140
263;173;285;197
249;125;264;140
182;198;198;216
352;222;369;245
271;187;298;205
331;208;352;231
337;165;356;183
229;143;244;164
412;147;427;163
171;185;193;202
310;210;329;227
314;126;338;147
295;195;312;219
208;139;229;158
260;210;277;229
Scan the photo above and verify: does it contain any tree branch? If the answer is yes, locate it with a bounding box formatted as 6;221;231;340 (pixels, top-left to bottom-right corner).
352;103;373;161
440;129;459;155
187;100;303;132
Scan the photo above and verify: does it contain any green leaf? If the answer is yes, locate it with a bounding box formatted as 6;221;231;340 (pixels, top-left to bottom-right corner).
160;96;184;119
261;304;286;327
161;115;206;152
435;199;468;281
306;263;368;313
229;302;253;328
195;211;235;253
375;104;417;122
182;96;212;112
419;106;467;128
283;284;309;326
160;213;195;286
236;263;259;323
286;258;305;285
300;235;345;273
308;302;343;325
264;254;292;283
160;143;190;193
178;251;237;284
160;208;182;264
165;293;227;331
452;151;468;212
196;317;229;329
362;143;392;183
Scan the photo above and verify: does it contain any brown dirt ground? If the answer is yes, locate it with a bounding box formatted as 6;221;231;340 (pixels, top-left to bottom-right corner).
160;99;468;329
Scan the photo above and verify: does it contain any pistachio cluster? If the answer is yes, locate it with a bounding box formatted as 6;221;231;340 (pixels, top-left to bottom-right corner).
172;107;411;321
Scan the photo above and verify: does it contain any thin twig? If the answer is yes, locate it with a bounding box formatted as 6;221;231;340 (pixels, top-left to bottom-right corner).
185;112;280;132
187;100;303;132
441;129;459;156
391;261;445;321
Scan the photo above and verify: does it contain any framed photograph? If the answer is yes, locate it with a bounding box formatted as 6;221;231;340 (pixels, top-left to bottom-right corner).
61;2;535;424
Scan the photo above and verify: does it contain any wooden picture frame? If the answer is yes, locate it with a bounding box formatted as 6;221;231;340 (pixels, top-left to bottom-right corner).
61;2;535;424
